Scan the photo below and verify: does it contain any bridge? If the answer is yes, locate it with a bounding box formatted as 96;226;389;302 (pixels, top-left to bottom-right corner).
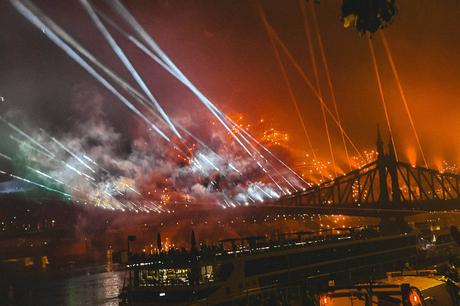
276;130;460;216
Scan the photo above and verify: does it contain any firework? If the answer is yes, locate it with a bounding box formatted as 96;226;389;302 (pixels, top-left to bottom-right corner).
50;137;96;174
439;160;459;174
8;0;312;211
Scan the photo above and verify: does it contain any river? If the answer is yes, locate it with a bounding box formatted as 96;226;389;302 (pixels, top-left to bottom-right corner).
1;264;124;306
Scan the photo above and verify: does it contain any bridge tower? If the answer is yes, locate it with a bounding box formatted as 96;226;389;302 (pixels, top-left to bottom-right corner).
387;137;401;203
379;133;408;233
376;127;389;204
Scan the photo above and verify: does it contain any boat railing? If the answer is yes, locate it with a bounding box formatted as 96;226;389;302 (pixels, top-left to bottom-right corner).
127;225;387;268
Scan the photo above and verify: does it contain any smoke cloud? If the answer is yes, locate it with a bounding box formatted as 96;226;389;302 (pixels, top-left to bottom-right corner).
0;81;293;211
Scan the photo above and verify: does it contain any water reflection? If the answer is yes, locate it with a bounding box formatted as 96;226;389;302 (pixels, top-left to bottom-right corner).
3;265;123;306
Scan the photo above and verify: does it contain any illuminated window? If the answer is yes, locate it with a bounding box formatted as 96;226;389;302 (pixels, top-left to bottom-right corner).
200;265;214;283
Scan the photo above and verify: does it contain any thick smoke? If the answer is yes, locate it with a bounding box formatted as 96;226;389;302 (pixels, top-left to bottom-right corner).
1;83;292;211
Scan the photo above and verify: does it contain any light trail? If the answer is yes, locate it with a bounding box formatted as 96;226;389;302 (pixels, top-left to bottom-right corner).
1;145;92;196
192;155;267;202
228;163;241;174
182;95;289;192
96;10;211;161
229;122;310;185
367;37;398;160
198;153;220;172
3;170;72;198
149;201;166;213
108;0;271;170
79;0;181;139
11;0;171;142
129;54;292;192
8;129;99;193
246;194;256;203
17;127;101;182
50;137;96;174
0;152;75;192
221;115;298;192
94;7;177;78
102;190;127;211
297;1;336;177
22;0;166;130
98;4;298;191
308;1;351;172
278;173;297;191
94;8;225;164
9;135;55;159
379;31;427;167
110;0;191;88
83;154;110;174
27;166;64;185
64;163;96;182
9;128;98;182
254;184;273;199
13;0;215;167
225;118;299;191
13;0;308;204
83;155;96;165
266;23;364;160
257;4;317;162
26;165;82;193
40;1;194;160
0;152;12;161
258;5;328;186
0;116;55;157
95;9;246;169
125;184;141;196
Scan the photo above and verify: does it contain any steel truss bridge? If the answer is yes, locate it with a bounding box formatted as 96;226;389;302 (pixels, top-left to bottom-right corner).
277;134;460;215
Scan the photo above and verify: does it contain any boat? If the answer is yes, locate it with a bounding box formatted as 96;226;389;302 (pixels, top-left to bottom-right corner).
318;269;460;305
119;225;458;305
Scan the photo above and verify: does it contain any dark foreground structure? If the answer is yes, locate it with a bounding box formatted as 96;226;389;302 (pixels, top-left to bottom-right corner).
120;224;458;305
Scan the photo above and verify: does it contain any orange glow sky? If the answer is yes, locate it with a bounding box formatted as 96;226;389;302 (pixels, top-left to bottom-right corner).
1;0;459;173
127;0;460;169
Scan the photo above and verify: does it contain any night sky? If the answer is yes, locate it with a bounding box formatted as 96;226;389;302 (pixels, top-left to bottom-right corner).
1;0;460;171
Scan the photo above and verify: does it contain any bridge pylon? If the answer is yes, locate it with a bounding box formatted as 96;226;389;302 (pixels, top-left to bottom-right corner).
376;126;389;204
387;136;401;204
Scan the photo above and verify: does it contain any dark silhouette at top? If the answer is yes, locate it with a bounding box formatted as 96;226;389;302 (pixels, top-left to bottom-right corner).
341;0;397;34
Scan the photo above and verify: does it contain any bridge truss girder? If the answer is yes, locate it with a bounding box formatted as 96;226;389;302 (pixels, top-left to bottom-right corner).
280;160;460;209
